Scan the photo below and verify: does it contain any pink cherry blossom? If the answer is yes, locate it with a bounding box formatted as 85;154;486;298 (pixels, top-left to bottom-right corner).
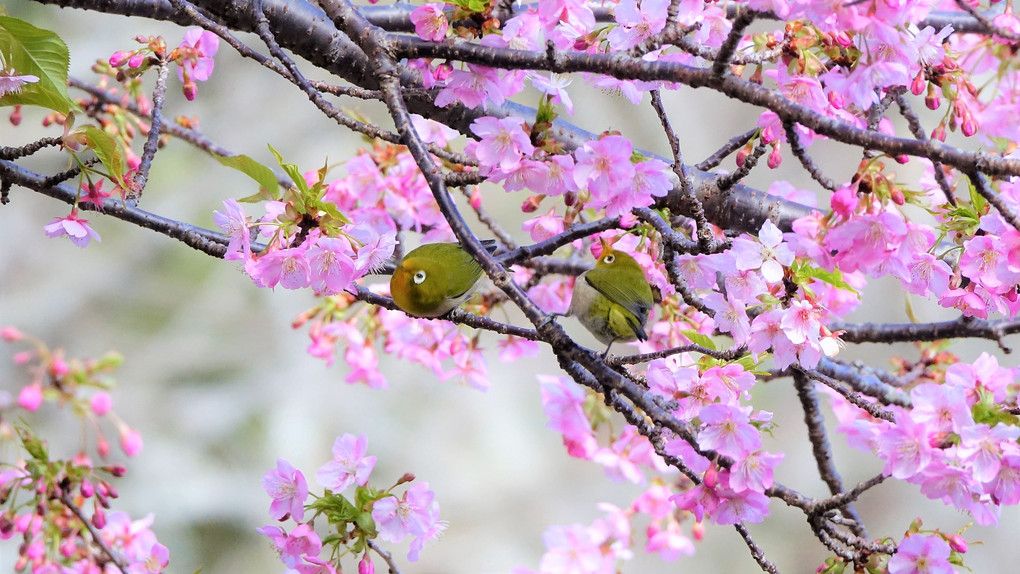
468;116;535;173
731;220;795;284
44;213;102;248
703;291;751;346
248;246;311;290
888;534;954;574
126;540;169;574
263;458;308;521
256;523;321;569
410;4;449;42
0;67;39;97
176;28;219;83
539;524;614;574
316;433;377;492
697;404;762;460
305;237;357;295
213;199;251;260
372;482;437;543
876;411;935;480
539;374;598;458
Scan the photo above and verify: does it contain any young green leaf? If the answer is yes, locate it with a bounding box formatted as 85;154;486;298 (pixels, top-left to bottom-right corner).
214;153;281;201
0;16;74;114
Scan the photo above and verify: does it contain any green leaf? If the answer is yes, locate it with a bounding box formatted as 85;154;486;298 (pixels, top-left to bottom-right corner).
17;425;49;464
681;329;717;351
793;261;860;297
0;16;73;113
214;153;281;201
450;0;489;13
74;125;130;190
269;144;307;194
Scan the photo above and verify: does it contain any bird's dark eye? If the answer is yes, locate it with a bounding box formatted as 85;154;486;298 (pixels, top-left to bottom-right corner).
413;270;427;284
603;254;615;264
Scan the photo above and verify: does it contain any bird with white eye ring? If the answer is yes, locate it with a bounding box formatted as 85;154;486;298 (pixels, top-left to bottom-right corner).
389;240;498;318
567;242;654;356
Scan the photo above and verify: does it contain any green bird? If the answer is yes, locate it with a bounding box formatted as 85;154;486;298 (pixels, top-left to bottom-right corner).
568;245;655;355
389;240;498;318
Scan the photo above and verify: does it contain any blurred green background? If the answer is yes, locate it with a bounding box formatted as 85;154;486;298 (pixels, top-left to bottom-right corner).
2;2;1020;572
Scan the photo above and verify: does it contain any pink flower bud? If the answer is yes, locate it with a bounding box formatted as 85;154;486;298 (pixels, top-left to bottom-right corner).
109;51;132;67
97;436;110;459
127;53;145;68
692;521;705;541
12;351;32;365
830;187;858;218
890;186;904;205
910;71;926;96
17;384;42;411
947;534;968;553
931;123;946;141
91;507;106;529
827;91;844;110
60;538;77;557
80;479;94;499
90;392;113;416
0;327;22;341
961;115;978;137
359;555;375;574
182;81;198;101
119;427;144;457
104;465;127;477
9;106;22;126
49;357;68;377
102;481;119;500
767;144;783;169
895;154;909;164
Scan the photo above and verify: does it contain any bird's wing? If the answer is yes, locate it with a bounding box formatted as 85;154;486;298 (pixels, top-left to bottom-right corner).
584;266;652;323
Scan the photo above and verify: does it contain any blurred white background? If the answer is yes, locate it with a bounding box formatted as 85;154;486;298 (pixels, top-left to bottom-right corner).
3;2;1020;573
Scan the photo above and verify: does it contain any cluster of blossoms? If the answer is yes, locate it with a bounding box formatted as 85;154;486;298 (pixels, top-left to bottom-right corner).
107;28;219;101
43;28;221;249
259;433;443;573
827;352;1020;526
1;328;165;574
536;356;781;562
2;327;142;458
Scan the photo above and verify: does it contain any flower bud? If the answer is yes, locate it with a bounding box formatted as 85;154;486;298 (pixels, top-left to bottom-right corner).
767;143;783;169
90;392;113;416
910;70;926;96
1;327;23;341
80;479;94;499
8;107;21;126
17;384;42;412
91;507;106;529
49;357;69;377
109;51;132;67
961;114;978;137
947;534;968;553
182;81;198;101
925;85;940;110
97;436;110;459
128;53;145;69
359;555;375;574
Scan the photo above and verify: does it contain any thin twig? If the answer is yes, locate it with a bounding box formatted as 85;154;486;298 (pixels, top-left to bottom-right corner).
59;491;131;574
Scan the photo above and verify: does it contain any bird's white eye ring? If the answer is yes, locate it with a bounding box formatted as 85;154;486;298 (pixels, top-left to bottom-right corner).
603;254;615;264
413;270;427;284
